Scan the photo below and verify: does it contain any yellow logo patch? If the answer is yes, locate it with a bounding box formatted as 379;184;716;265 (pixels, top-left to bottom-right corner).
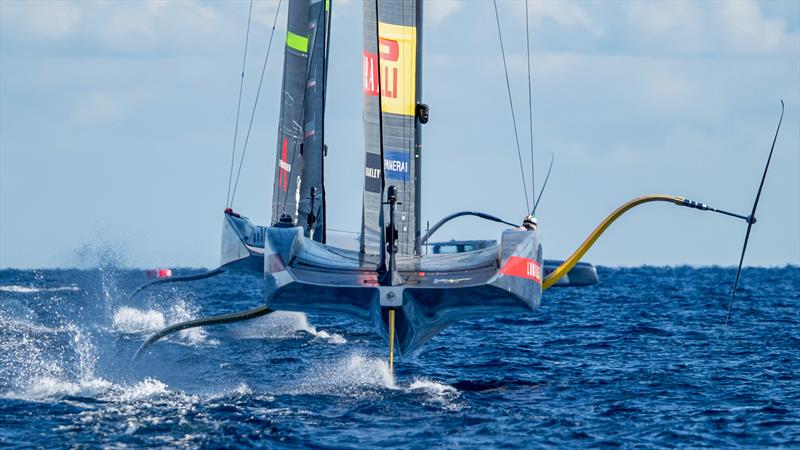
362;22;417;117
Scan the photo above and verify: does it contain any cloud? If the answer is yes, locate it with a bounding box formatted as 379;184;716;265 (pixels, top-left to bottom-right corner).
715;0;788;53
627;0;794;55
527;1;603;37
427;0;464;26
628;0;706;52
2;0;223;53
1;0;82;39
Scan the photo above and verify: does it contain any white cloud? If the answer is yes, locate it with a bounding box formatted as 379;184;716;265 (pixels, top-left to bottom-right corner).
527;1;603;37
2;0;222;52
628;0;706;52
715;0;788;53
2;0;82;39
489;1;602;38
627;0;793;55
427;0;464;26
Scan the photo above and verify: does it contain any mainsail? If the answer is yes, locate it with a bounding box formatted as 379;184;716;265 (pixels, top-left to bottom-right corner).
272;0;328;242
361;0;422;257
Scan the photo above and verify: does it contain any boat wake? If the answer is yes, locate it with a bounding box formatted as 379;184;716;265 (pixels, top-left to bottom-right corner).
236;311;347;344
0;266;464;423
284;352;462;409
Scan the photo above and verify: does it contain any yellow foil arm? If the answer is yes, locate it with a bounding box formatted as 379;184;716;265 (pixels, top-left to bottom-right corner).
542;195;686;290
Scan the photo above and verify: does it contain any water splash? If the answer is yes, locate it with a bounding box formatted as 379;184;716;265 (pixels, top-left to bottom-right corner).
117;378;170;402
408;378;463;411
239;311;346;344
110;299;212;345
288;353;395;396
112;307;166;333
1;321;113;400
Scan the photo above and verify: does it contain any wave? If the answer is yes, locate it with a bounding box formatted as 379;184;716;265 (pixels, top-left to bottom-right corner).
408;378;462;411
13;376;114;400
0;285;80;294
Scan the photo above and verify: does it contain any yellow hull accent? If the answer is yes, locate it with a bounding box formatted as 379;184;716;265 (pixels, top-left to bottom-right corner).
542;195;686;290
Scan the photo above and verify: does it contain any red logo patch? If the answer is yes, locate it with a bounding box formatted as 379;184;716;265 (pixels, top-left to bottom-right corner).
500;256;542;283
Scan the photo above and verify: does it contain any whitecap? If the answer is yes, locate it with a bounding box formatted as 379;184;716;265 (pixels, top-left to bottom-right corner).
0;285;80;294
117;378;169;402
16;376;114;400
408;378;462;411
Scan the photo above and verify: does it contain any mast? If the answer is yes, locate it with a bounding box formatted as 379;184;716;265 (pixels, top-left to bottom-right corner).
271;0;329;243
299;0;328;241
321;0;332;243
414;0;423;256
361;0;423;257
271;0;309;226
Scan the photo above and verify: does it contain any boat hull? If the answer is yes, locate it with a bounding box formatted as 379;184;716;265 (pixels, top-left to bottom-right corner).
221;213;543;356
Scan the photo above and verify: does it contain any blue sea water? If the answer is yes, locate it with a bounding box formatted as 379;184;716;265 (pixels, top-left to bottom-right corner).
0;266;798;448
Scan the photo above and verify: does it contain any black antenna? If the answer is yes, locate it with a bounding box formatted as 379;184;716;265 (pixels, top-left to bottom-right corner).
532;153;555;214
725;100;784;326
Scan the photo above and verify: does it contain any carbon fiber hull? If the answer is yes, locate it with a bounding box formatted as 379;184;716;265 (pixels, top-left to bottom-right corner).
221;213;542;356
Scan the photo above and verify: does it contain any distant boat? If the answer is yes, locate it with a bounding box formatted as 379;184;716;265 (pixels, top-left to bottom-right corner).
145;269;172;279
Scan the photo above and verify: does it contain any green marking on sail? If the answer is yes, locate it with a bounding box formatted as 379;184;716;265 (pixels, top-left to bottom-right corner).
286;31;308;53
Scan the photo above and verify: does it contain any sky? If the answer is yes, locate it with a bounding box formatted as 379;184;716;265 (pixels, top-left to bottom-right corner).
1;0;798;269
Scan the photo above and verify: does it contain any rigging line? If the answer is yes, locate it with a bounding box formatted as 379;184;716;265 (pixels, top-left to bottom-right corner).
230;0;283;207
226;0;254;208
492;0;530;214
525;0;536;211
532;152;554;214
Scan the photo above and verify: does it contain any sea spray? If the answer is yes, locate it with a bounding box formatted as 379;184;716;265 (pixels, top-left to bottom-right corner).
112;307;167;334
110;299;212;345
287;352;396;396
238;311;346;344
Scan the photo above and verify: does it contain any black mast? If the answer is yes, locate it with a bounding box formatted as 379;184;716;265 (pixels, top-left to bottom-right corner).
413;0;423;256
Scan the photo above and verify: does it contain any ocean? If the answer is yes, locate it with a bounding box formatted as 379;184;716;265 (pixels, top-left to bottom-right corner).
1;266;798;448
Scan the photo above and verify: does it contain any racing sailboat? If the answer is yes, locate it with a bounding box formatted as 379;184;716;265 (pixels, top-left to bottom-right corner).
134;0;782;366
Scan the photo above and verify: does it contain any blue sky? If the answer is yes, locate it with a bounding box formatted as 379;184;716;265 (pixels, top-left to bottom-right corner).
1;0;798;269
